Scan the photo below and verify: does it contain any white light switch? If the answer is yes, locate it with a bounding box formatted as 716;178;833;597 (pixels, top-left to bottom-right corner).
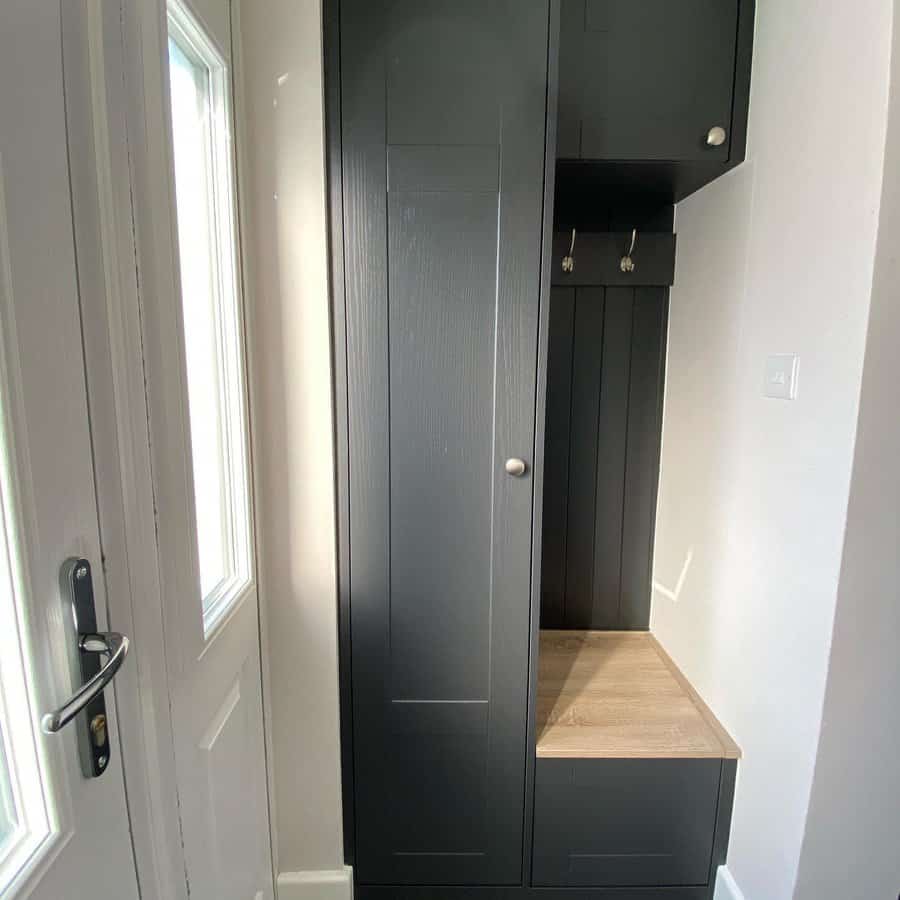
764;354;799;400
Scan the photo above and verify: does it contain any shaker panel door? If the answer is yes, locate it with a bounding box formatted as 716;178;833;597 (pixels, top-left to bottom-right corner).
558;0;739;161
341;0;550;885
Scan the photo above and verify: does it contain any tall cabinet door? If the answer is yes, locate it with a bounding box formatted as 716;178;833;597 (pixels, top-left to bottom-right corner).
341;0;550;886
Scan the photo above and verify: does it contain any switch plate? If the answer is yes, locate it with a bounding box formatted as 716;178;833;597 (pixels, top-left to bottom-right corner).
764;354;799;400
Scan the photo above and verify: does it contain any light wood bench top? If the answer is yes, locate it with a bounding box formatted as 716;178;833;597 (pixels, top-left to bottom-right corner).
536;630;741;760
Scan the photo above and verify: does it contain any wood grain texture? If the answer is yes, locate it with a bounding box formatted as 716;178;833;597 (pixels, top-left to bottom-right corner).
648;635;741;760
564;288;605;626
536;630;741;758
341;0;392;882
388;188;497;700
341;0;550;884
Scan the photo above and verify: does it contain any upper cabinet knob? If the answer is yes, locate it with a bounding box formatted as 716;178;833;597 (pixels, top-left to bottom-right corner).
505;458;527;477
706;126;728;147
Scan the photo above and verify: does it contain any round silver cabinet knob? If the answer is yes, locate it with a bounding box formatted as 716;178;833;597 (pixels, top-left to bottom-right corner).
706;126;727;147
504;458;527;477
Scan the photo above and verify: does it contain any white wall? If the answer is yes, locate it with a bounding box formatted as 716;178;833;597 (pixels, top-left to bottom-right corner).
793;5;900;893
237;0;344;882
651;2;893;898
233;0;900;893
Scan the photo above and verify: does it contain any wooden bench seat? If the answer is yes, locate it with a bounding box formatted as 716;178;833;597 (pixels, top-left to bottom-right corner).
536;630;740;759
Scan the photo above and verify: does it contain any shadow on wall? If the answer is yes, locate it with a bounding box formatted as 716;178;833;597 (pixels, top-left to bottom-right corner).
238;0;344;881
651;1;894;897
794;1;900;892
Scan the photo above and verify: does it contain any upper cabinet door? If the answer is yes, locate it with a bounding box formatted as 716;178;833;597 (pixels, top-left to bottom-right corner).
558;0;740;161
340;0;549;887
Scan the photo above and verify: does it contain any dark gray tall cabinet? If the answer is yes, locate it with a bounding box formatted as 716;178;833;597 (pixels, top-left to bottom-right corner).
338;0;551;886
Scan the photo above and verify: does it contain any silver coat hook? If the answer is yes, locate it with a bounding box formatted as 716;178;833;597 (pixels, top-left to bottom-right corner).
620;228;637;273
562;228;576;273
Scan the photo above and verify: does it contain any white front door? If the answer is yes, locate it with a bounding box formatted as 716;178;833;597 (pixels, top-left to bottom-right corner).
0;3;140;898
120;1;275;898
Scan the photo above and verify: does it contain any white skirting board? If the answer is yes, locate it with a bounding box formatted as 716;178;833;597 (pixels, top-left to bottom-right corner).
277;867;353;900
713;865;745;900
277;866;741;900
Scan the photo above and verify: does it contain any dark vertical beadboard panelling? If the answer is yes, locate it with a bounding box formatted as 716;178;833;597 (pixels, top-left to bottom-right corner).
620;287;668;627
591;287;633;626
323;0;357;856
540;277;668;631
540;288;576;627
563;287;605;627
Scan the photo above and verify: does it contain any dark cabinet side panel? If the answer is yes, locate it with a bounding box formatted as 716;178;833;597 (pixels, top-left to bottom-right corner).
559;0;740;162
341;0;392;884
388;188;498;701
591;287;633;627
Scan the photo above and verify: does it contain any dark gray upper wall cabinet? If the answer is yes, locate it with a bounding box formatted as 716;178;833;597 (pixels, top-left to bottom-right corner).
559;0;739;162
556;0;755;201
339;0;551;887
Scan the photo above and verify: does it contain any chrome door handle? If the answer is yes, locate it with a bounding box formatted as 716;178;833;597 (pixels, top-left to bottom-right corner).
41;631;129;733
41;558;130;777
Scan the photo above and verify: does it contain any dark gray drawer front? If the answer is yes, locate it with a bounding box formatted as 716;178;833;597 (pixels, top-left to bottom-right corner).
532;759;722;887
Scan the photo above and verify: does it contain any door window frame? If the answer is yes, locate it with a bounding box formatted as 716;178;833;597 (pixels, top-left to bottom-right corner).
0;161;59;900
76;0;275;896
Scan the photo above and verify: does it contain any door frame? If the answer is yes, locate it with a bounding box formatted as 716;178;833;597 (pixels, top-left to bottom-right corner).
63;3;185;897
64;0;277;897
